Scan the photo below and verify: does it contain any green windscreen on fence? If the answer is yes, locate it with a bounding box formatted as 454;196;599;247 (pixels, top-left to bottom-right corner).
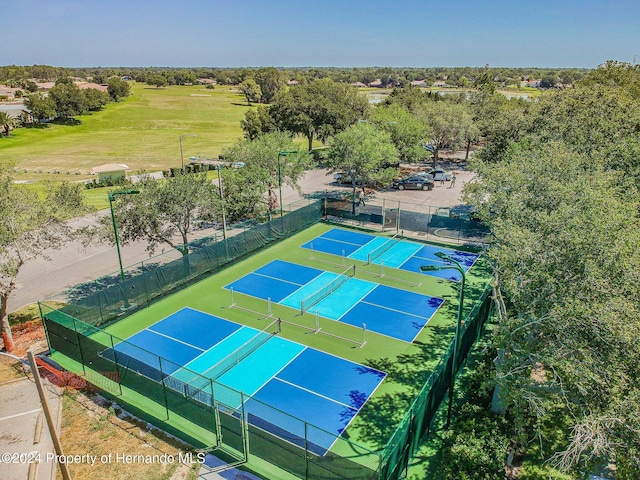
39;195;494;480
43;199;322;328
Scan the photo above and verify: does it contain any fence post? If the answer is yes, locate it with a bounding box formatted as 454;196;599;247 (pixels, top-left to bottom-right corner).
381;198;386;232
71;316;87;375
109;334;123;395
159;356;170;420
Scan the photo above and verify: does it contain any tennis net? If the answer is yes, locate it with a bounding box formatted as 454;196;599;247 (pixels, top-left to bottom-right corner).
188;317;280;390
300;264;355;314
367;231;403;264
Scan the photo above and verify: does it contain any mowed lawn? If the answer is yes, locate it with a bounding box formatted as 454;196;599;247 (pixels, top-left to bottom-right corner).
0;83;254;181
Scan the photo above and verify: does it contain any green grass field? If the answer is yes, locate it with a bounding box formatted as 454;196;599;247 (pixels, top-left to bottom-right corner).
49;222;491;472
0;83;253;182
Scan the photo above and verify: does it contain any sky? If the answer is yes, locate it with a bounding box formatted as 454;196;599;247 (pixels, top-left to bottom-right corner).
1;0;638;68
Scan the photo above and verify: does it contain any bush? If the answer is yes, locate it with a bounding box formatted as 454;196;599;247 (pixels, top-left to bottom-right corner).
434;403;511;479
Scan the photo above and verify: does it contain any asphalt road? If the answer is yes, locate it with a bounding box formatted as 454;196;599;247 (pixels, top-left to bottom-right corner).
10;165;471;313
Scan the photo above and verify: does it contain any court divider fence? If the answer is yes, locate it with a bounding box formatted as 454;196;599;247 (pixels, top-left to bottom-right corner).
39;194;494;480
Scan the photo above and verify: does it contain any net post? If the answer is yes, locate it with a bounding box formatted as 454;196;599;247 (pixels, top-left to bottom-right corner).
341;249;345;267
230;287;235;307
267;297;272;317
314;311;320;333
276;317;281;334
310;242;314;259
416;269;423;287
360;323;367;348
380;259;385;278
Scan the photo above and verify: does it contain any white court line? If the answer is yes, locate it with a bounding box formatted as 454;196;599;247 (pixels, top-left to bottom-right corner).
147;328;206;351
273;377;358;412
0;408;42;422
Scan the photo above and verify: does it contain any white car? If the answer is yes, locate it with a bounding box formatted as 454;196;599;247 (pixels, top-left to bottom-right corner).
419;169;452;182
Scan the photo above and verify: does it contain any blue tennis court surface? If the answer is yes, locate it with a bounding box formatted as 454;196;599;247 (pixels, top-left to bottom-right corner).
302;228;479;281
225;260;444;342
104;308;385;455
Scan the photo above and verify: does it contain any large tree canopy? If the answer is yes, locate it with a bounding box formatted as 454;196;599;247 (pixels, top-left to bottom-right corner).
104;172;221;256
370;103;431;163
1;168;89;351
324;122;398;213
267;78;370;151
417;101;478;165
221;131;312;212
464;61;640;476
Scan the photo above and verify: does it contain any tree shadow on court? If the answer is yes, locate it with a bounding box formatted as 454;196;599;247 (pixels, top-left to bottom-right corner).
352;322;456;450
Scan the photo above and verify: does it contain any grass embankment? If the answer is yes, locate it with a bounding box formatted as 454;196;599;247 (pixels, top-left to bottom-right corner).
59;389;200;480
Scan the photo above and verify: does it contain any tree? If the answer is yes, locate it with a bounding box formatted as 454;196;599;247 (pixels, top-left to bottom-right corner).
465;140;640;475
24;92;57;122
107;77;131;101
146;74;168;88
473;70;498;95
417;102;477;166
0;111;14;137
103;173;220;256
1;168;89;351
383;86;430;113
254;67;287;103
82;88;111;111
324;122;398;213
539;75;557;89
48;82;87;118
238;78;262;105
221;131;312;212
370;103;431;163
240;106;276;140
268;78;370;151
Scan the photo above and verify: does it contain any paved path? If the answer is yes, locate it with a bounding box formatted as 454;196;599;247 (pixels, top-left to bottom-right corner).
0;376;61;480
10;165;470;313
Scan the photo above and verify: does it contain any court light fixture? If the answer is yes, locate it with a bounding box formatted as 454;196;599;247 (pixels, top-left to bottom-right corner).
108;190;140;309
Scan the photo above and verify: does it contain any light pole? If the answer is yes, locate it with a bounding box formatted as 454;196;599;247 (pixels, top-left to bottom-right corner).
216;165;227;240
179;134;197;172
420;252;466;428
108;190;140;308
277;150;297;217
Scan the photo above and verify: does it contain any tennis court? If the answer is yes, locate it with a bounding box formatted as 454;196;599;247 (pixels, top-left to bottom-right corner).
301;228;479;282
224;260;444;343
104;307;386;455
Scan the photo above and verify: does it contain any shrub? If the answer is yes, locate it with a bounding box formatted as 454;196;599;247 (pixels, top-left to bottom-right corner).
434;403;511;479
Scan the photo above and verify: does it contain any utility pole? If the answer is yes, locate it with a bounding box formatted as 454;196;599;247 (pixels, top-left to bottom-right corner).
27;349;73;480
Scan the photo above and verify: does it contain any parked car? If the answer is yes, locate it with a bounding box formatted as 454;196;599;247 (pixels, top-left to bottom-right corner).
392;175;435;191
418;169;452;181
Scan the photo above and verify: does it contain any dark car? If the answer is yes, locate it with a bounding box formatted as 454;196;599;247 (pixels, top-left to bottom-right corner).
392;175;435;191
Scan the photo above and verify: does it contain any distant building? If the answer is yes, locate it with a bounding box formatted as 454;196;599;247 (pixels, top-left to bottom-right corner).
349;82;367;87
410;80;428;87
91;163;130;183
76;82;108;92
287;80;299;85
520;79;541;88
368;79;383;88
